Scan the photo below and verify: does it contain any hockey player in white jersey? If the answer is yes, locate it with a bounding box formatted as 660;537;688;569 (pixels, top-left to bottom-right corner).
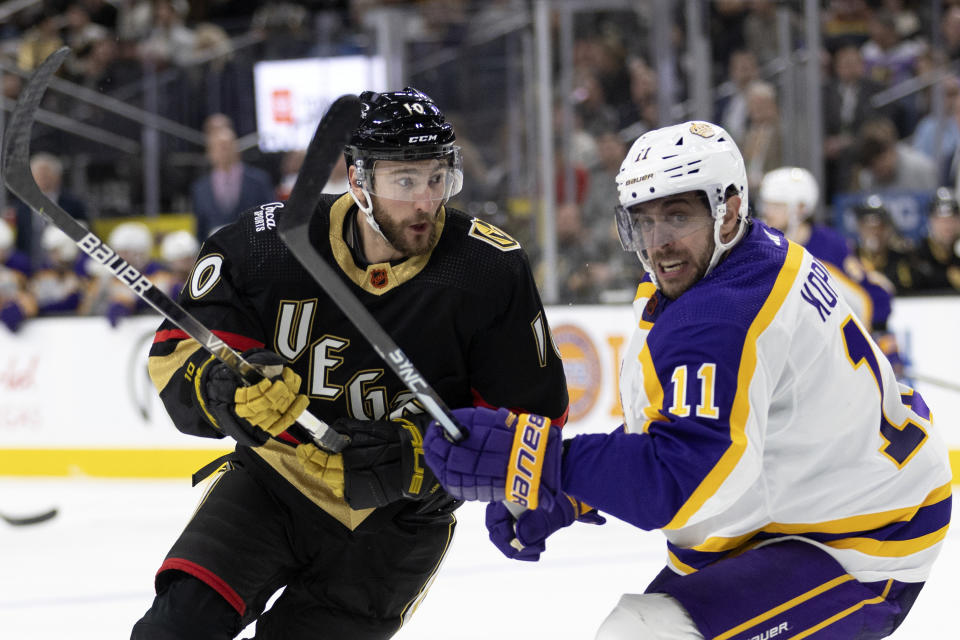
421;121;952;639
758;166;906;378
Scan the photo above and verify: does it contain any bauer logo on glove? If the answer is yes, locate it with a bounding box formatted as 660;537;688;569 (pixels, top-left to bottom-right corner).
506;412;552;509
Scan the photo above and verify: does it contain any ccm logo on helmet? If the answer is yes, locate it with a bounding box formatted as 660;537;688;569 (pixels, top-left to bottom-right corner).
408;135;438;143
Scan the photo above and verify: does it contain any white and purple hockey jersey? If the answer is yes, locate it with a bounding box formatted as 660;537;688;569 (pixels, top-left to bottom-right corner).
562;220;951;584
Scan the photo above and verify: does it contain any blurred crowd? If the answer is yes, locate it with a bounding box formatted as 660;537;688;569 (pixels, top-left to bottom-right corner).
0;214;199;332
1;0;960;332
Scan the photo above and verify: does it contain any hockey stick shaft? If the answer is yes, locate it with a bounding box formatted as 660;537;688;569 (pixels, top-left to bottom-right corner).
2;47;349;453
906;370;960;394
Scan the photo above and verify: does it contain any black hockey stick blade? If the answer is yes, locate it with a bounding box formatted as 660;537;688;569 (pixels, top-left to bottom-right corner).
1;47;348;454
276;97;466;442
0;507;58;526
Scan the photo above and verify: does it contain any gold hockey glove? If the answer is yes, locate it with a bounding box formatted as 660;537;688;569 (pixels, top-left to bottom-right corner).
198;349;309;447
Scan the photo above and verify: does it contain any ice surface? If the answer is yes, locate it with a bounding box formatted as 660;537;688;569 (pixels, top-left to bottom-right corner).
0;478;955;639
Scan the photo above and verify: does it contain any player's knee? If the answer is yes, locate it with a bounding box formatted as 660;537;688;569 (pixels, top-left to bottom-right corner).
595;593;704;640
131;572;240;640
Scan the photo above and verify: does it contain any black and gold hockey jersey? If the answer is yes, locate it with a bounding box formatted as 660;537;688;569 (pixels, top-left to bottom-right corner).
148;193;569;529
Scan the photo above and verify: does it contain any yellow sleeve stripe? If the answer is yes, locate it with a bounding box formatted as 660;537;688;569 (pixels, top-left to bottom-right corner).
147;338;204;392
665;241;804;530
639;342;669;434
824;524;950;557
666;549;698;575
690;482;952;553
193;353;222;430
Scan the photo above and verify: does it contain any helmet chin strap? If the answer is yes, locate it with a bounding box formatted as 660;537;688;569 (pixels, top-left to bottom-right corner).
349;183;390;245
706;202;747;276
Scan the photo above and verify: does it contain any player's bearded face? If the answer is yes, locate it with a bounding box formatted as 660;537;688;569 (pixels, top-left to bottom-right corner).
371;197;441;257
635;193;716;299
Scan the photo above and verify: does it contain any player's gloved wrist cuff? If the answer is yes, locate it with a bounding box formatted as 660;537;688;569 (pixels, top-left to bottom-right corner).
335;414;440;509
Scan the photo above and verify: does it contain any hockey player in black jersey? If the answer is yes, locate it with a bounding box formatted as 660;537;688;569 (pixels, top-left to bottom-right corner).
131;88;569;639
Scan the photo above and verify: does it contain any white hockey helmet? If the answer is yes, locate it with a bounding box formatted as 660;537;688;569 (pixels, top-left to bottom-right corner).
160;230;199;263
41;225;79;263
758;166;818;234
615;121;749;285
108;222;153;253
0;219;13;252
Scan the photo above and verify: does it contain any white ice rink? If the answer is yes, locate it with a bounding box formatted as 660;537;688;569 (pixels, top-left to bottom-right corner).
0;477;956;639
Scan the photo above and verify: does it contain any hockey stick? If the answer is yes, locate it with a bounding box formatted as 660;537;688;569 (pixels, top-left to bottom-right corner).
0;507;58;526
906;370;960;394
276;97;465;442
1;47;349;454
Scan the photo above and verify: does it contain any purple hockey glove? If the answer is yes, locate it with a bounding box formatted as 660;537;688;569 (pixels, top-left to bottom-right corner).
422;406;564;510
486;495;606;561
0;302;26;332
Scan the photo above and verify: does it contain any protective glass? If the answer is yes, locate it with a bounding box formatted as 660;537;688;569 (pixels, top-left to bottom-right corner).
615;204;714;252
359;148;463;202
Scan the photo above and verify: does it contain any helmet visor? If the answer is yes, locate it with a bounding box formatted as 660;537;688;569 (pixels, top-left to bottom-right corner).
614;203;714;253
358;147;463;202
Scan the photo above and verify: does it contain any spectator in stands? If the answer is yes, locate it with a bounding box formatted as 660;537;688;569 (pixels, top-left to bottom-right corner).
29;226;88;316
63;2;110;57
823;42;886;201
852;194;918;294
942;6;960;62
861;9;925;89
0;220;37;333
617;56;658;141
190;126;275;239
13;153;88;271
715;49;760;145
552;202;602;303
861;9;926;134
81;221;161;326
911;76;960;186
742;0;788;68
138;0;196;69
741;81;783;191
82;0;119;31
823;0;873;48
910;186;960;293
572;68;620;138
854;117;938;192
153;229;199;299
16;7;64;72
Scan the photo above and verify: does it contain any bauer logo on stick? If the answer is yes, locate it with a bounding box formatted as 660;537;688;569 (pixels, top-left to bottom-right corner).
78;232;153;295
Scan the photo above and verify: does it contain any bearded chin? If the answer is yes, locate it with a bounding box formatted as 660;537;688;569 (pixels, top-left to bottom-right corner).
372;205;439;257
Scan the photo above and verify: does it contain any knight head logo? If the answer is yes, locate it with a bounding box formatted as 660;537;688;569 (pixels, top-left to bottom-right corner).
370;268;389;289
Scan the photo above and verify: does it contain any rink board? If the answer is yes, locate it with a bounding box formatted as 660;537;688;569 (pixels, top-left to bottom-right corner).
0;300;958;479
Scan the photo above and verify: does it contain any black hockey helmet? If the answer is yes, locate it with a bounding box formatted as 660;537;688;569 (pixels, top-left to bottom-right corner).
929;186;960;218
344;87;463;203
853;194;891;226
348;87;455;155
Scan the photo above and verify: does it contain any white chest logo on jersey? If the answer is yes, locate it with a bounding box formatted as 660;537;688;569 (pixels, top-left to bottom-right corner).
468;219;520;251
188;254;224;299
254;202;283;232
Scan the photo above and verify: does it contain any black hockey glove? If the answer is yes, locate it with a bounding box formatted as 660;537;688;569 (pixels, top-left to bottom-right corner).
326;415;441;509
198;348;309;447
